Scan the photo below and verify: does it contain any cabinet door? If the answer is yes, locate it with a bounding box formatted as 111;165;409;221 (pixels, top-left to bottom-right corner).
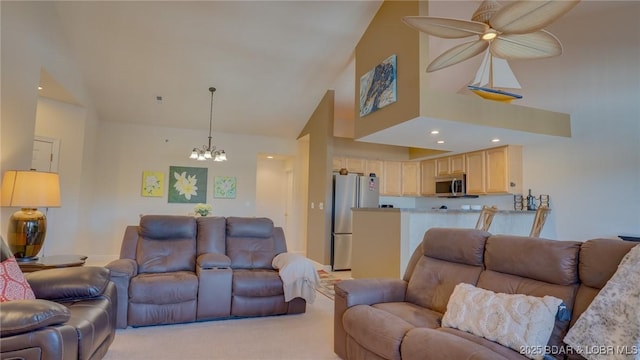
332;156;346;172
365;160;383;178
420;159;436;195
382;161;402;196
435;157;450;176
486;147;510;193
401;162;420;195
465;151;486;194
346;158;366;174
450;154;465;174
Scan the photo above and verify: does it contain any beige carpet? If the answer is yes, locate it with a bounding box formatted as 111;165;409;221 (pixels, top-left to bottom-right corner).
103;293;340;360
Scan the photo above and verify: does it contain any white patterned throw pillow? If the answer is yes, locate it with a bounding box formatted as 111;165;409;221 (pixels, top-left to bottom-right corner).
442;283;562;360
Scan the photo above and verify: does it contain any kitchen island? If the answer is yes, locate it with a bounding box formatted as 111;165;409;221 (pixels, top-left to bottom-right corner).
351;207;537;279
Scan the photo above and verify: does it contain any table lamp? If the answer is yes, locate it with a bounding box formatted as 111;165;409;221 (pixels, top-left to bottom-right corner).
1;170;61;261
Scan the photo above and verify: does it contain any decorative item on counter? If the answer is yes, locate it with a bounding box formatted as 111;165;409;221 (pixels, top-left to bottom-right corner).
514;194;524;211
526;189;537;211
539;194;550;208
194;203;212;216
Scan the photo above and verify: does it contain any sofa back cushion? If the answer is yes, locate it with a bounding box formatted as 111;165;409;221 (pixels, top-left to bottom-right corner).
226;217;285;269
478;235;581;354
196;216;227;256
137;215;197;273
572;238;637;326
406;228;489;313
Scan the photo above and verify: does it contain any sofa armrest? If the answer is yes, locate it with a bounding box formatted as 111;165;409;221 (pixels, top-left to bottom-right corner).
334;278;408;359
25;266;111;301
197;253;231;269
0;299;70;337
105;258;137;277
335;278;407;307
105;258;136;329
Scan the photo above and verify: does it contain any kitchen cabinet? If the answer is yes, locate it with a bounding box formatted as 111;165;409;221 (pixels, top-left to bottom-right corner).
465;150;486;194
382;161;402;196
332;157;345;172
435;154;465;176
420;159;436;195
401;162;420;196
332;157;366;174
365;159;383;178
485;145;522;194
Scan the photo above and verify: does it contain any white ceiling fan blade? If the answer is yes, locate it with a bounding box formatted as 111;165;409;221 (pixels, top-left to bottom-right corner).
402;16;488;39
490;0;581;34
427;40;489;72
490;30;563;60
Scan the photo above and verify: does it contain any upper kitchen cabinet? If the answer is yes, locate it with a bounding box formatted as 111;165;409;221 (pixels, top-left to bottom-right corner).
465;150;486;194
332;156;366;174
485;145;522;194
401;162;420;196
436;154;465;176
420;159;436;195
382;161;402;196
365;159;383;178
332;156;345;172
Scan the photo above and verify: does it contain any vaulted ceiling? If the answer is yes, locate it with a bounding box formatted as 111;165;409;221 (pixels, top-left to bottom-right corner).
41;1;625;152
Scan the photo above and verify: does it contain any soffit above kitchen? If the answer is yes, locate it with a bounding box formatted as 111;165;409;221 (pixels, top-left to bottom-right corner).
351;1;578;158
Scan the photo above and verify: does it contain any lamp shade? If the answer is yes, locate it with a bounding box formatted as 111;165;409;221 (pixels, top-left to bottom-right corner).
1;170;61;208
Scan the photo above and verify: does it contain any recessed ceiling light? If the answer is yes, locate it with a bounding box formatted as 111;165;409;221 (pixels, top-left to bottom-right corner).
430;130;439;135
267;155;274;159
436;140;445;144
38;86;43;90
491;138;501;143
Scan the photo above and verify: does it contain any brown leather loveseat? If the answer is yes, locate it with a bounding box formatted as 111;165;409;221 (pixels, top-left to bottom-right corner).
334;227;638;360
0;266;117;360
105;215;306;328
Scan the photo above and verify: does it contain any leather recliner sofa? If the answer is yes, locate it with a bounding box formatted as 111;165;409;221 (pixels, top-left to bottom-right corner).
0;266;117;360
334;227;638;360
105;215;306;329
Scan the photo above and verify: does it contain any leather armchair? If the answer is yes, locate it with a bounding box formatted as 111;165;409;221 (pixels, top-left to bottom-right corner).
0;266;117;360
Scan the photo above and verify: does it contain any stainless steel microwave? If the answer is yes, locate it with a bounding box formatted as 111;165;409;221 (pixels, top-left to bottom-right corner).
435;174;466;197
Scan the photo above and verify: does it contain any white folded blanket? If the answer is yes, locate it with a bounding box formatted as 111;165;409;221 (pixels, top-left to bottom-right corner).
272;253;320;304
564;244;640;360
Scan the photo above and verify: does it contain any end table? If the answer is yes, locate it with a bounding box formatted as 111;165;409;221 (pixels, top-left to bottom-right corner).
18;255;88;273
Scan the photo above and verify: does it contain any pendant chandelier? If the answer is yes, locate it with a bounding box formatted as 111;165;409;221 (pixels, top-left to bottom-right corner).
189;87;227;161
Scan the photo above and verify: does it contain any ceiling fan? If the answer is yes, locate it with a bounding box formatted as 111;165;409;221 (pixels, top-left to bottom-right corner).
402;0;581;73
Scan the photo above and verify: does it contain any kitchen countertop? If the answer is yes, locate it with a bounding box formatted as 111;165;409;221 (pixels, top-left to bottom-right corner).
354;207;537;214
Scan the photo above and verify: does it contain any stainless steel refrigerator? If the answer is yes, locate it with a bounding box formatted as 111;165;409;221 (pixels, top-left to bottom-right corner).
331;173;380;270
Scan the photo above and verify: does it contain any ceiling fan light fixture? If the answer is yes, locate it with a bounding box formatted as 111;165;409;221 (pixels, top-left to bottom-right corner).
482;30;498;40
189;87;227;162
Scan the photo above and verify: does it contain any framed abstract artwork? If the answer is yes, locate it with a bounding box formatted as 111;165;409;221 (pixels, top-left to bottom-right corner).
141;171;164;197
168;166;207;203
359;54;397;117
214;176;237;199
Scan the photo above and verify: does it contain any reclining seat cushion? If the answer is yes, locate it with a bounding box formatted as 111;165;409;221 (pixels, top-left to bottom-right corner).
406;228;489;313
137;215;197;273
226;217;277;269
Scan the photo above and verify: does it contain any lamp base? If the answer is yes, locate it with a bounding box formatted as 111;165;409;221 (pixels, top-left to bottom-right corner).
7;208;47;261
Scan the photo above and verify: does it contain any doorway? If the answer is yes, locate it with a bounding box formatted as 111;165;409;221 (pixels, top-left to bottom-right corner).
255;154;296;250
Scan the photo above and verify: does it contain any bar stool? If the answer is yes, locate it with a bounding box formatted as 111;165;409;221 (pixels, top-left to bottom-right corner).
475;205;498;232
530;206;551;237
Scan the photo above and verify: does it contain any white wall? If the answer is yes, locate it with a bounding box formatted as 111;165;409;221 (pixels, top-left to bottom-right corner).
34;98;87;255
84;121;300;258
